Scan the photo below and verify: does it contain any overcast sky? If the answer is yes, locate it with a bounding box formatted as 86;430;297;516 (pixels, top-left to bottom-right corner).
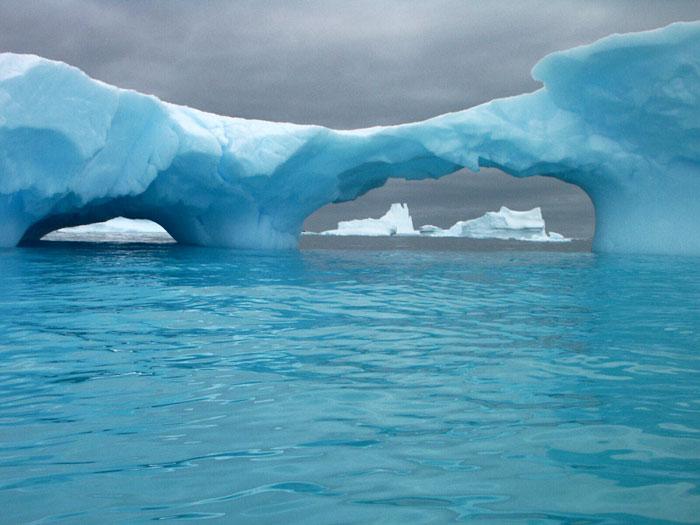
1;1;698;236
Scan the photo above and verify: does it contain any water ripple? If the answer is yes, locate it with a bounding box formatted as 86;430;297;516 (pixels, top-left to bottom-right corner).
0;246;698;523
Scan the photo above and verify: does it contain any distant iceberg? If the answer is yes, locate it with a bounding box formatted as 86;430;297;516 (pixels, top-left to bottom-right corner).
318;203;416;236
425;206;568;242
43;217;174;243
314;204;567;241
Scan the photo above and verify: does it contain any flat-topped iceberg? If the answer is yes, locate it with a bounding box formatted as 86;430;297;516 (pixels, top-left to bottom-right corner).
43;217;174;243
1;21;698;254
318;203;416;236
426;206;567;242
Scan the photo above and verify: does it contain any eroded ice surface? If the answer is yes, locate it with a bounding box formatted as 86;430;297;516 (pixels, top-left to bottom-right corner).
315;204;567;242
318;203;416;236
1;21;698;254
427;207;567;242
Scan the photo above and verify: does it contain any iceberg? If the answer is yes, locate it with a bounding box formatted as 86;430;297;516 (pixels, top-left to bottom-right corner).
424;206;568;242
43;217;174;243
0;22;698;254
418;225;443;235
314;204;566;242
318;203;416;236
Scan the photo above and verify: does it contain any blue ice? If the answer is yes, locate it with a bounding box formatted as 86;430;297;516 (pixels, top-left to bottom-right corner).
0;22;698;254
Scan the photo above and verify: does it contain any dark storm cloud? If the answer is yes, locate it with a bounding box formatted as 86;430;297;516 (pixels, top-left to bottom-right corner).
1;0;698;128
0;1;697;236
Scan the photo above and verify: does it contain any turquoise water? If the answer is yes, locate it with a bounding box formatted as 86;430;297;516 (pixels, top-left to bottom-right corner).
1;243;699;524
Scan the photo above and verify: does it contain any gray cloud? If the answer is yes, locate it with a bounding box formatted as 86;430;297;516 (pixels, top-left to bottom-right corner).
0;1;697;236
1;0;697;128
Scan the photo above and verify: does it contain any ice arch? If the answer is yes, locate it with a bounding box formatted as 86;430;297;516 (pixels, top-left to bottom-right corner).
1;22;698;254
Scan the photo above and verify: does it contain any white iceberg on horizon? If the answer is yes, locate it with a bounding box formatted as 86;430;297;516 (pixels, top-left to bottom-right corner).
418;225;442;234
312;204;569;242
425;206;569;242
42;217;174;243
317;203;417;236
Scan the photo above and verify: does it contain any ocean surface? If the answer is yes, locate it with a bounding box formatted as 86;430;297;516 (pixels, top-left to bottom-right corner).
0;240;698;524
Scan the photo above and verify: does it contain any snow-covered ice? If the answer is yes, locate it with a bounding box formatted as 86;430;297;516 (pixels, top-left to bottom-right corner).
318;203;416;236
1;22;698;254
418;225;442;235
43;217;174;243
425;207;568;242
314;204;567;242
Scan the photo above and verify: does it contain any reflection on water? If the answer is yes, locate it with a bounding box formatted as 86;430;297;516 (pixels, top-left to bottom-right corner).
0;243;698;523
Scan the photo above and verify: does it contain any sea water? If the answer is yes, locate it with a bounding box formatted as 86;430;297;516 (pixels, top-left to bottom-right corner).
0;243;698;524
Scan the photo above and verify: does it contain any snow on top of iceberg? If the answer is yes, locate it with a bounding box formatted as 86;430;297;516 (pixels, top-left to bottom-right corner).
42;217;174;243
313;204;568;242
431;206;568;242
484;206;545;230
381;203;415;235
318;203;416;236
0;53;44;81
54;217;168;234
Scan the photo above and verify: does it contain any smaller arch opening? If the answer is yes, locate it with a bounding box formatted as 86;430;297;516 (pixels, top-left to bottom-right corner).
38;217;176;244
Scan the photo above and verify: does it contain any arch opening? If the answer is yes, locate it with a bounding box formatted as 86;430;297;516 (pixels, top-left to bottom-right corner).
31;216;175;244
302;168;595;243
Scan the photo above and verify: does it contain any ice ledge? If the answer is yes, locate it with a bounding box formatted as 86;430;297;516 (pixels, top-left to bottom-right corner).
1;21;699;254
